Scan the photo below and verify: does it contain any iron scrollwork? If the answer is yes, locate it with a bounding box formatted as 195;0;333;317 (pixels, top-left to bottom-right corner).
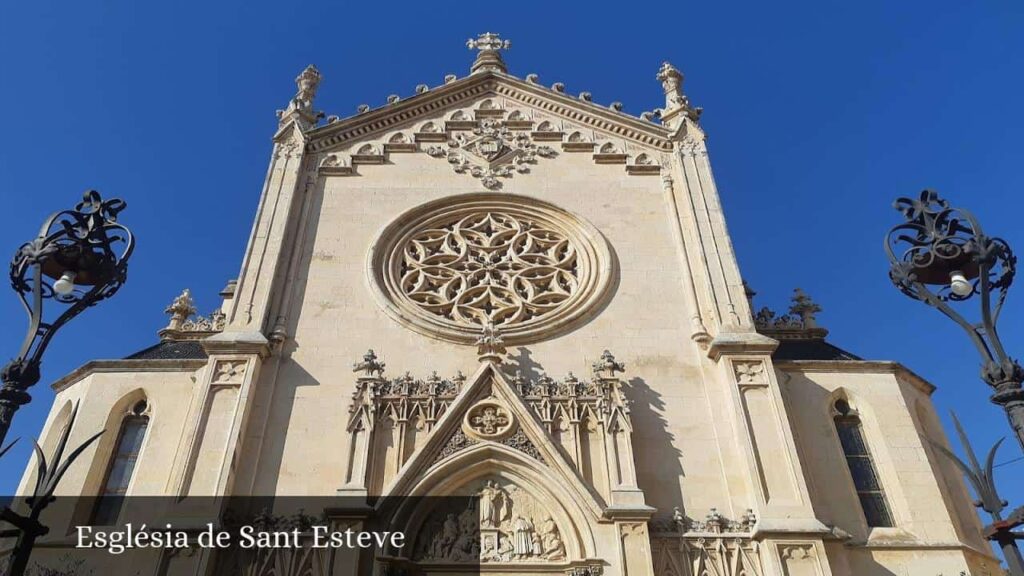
1;190;134;445
884;190;1023;450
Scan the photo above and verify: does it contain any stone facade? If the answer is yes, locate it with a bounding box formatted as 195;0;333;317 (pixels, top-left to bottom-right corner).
10;33;1003;576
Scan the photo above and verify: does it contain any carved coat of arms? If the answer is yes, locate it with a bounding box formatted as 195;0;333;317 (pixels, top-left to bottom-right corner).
428;118;555;189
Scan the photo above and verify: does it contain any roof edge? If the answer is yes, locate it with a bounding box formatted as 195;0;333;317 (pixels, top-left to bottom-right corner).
773;359;936;395
307;71;674;153
51;358;207;393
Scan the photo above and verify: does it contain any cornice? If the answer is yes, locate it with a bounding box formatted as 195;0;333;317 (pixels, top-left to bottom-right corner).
307;72;673;153
50;359;207;393
773;360;936;395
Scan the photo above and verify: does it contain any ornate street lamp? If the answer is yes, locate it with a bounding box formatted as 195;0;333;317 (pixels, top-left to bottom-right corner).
0;191;134;447
884;189;1022;451
885;189;1024;574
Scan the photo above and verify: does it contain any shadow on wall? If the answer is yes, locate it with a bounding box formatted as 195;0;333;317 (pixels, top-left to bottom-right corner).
506;347;546;383
626;377;686;514
242;357;322;496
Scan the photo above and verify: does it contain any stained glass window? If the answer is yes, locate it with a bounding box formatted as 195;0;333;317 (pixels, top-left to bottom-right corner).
91;400;149;526
833;399;894;528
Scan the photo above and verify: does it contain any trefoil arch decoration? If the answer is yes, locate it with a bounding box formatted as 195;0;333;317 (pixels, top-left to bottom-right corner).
368;193;614;345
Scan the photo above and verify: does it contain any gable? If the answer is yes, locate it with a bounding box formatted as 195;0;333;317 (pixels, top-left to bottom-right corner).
378;362;605;517
304;73;672;188
309;72;673;153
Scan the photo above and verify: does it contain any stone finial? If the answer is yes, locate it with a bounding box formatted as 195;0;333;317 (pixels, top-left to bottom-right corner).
295;65;322;107
743;280;757;311
671;507;686;533
656;61;701;127
164;289;197;331
739;508;758;530
467;32;510;74
277;64;322;129
592;350;625;379
704;508;725;533
353;349;386;377
476;321;506;363
657;62;684;98
789;288;822;328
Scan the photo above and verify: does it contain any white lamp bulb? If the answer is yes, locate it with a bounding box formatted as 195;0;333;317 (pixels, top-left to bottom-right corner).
949;270;972;297
53;271;77;295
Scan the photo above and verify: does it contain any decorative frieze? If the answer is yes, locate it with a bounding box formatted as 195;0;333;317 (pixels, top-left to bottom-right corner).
651;535;764;576
649;508;763;576
515;350;632;435
649;507;758;536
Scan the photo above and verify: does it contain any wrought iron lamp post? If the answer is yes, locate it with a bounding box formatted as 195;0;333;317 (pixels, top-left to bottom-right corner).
0;191;134;447
884;189;1022;451
884;189;1023;574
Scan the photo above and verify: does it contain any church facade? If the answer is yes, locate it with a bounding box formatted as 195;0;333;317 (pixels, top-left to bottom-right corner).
16;34;1002;575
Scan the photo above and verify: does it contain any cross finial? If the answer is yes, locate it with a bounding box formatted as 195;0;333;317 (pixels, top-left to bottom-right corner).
789;288;823;328
467;32;510;74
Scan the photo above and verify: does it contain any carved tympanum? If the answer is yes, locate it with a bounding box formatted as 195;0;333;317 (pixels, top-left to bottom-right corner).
414;478;567;563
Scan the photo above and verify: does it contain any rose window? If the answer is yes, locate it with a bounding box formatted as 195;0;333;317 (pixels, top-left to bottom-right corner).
369;193;612;344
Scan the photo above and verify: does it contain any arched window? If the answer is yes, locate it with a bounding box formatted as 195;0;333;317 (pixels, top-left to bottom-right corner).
91;400;150;525
833;398;893;528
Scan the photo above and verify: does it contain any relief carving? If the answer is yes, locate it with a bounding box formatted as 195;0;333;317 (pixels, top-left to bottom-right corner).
414;479;566;563
426;117;555;189
464;398;515;440
213;360;247;385
734;361;768;386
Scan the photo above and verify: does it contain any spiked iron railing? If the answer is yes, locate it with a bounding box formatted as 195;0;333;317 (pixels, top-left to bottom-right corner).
1;402;103;576
931;414;1023;575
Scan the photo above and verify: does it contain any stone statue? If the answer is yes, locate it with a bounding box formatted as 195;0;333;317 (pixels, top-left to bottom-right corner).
513;516;534;558
431;514;458;558
540;516;565;560
479;481;505;528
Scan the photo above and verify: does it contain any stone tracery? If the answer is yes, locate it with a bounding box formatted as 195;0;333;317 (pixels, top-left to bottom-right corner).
371;194;612;344
400;210;579;329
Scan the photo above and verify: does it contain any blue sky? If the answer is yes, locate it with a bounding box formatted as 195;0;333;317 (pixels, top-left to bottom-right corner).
0;0;1021;516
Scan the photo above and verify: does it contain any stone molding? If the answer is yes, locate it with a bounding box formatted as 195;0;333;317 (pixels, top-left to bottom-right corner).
308;72;673;154
49;359;207;393
314;96;669;183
